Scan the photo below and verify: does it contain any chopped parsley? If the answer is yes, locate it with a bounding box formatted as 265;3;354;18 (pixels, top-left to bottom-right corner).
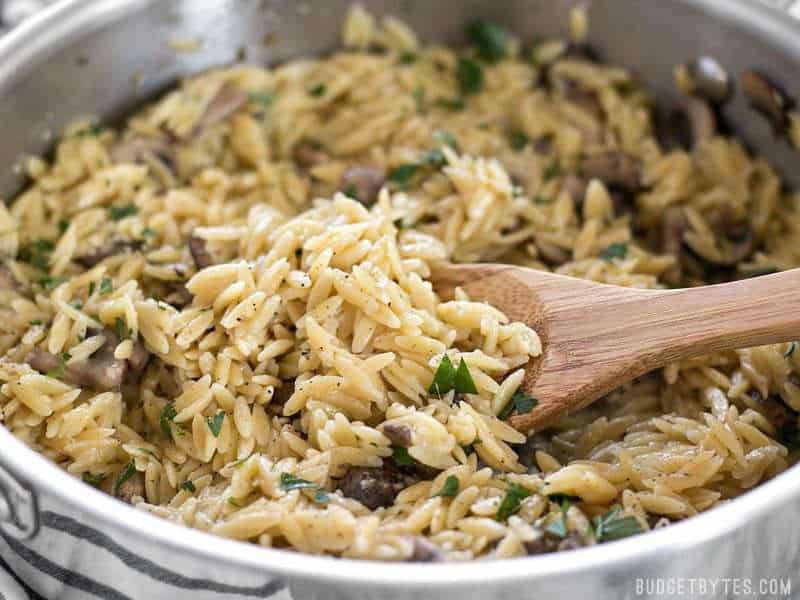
533;195;550;204
181;480;196;493
114;317;129;340
456;56;484;95
389;164;420;188
19;239;54;271
57;219;70;234
600;242;628;262
593;507;643;542
399;51;418;64
498;391;538;420
113;461;136;494
785;342;797;358
543;163;562;181
309;83;326;97
279;473;329;503
422;148;446;167
392;446;415;467
160;402;177;440
496;482;533;521
83;473;106;487
38;275;66;290
248;91;276;107
142;227;157;237
467;21;511;63
99;277;113;295
109;204;138;221
435;97;466;111
88;281;96;297
77;123;104;137
412;85;426;114
206;411;224;437
46;352;70;379
433;130;459;150
507;129;530;150
454;358;478;394
429;355;457;395
29;319;43;326
432;475;460;498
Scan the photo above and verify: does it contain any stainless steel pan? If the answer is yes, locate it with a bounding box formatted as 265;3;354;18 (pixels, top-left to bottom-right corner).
1;1;800;598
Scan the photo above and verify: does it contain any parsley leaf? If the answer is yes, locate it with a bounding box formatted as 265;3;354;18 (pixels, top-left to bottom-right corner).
498;391;539;420
38;275;66;290
432;475;460;498
785;342;797;358
114;317;128;340
412;85;426;114
600;242;628;262
422;148;446;167
160;402;177;440
456;56;484;95
454;359;478;394
46;352;70;379
399;51;418;64
543;163;562;181
508;129;530;150
429;354;457;395
389;164;420;188
593;507;643;542
99;277;113;295
433;130;459;150
392;446;415;467
467;21;510;63
113;461;136;494
309;83;326;97
29;319;43;326
181;480;196;493
206;411;224;437
248;91;276;107
110;204;138;221
496;482;532;521
57;219;70;234
83;473;106;487
142;227;157;237
435;97;466;111
279;473;328;503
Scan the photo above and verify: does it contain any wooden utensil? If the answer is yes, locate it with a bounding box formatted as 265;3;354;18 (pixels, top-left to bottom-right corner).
432;263;800;434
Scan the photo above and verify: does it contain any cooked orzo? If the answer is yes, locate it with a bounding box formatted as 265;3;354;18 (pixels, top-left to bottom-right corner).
0;4;797;561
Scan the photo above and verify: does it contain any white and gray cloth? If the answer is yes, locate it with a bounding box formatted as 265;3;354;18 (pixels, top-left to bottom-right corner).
0;0;797;598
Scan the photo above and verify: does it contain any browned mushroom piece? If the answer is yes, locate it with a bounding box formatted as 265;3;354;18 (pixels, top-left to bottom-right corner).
115;471;145;504
524;531;556;555
127;339;151;373
292;139;330;168
190;82;249;139
697;205;755;267
75;239;143;269
111;136;176;172
579;151;640;191
340;166;386;207
561;174;587;205
554;77;604;122
740;70;794;134
272;379;296;405
25;329;134;392
681;96;717;147
381;423;412;448
533;235;571;267
338;465;405;510
751;390;798;433
661;205;689;286
408;537;446;562
188;235;214;270
686;57;732;105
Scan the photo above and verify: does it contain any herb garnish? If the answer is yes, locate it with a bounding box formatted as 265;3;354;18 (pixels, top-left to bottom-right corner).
429;354;457;396
412;85;426;114
181;480;196;493
279;473;329;503
467;21;510;63
248;91;276;107
113;461;136;494
456;56;484;95
422;148;446;167
392;446;415;467
57;219;70;234
432;475;460;498
99;277;113;295
543;163;562;181
389;164;420;188
29;319;43;326
433;130;459;150
399;51;418;64
83;473;106;487
38;275;66;290
496;482;533;521
142;227;157;237
46;352;70;379
206;411;224;437
114;317;128;340
593;507;643;542
600;242;628;262
785;342;797;358
309;83;326;97
454;359;478;394
110;204;138;221
498;391;538;420
508;129;530;150
19;239;54;271
160;402;177;440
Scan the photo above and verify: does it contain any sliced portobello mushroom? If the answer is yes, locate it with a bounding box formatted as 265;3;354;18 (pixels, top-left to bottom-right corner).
740;70;794;134
533;235;572;267
340;166;386;207
75;239;143;269
681;96;717;148
338;464;406;510
188;234;214;270
111;135;176;172
189;82;249;140
292;139;330;168
661;205;689;286
579;151;640;191
381;423;412;448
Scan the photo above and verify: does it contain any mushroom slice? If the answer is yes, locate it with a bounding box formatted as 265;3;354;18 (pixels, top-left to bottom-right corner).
740;70;794;134
682;96;717;147
188;234;214;270
111;135;176;171
190;82;249;139
75;239;142;269
292;139;330;168
381;423;412;448
340;166;386;207
579;151;640;191
686;57;731;104
115;471;145;504
338;465;405;510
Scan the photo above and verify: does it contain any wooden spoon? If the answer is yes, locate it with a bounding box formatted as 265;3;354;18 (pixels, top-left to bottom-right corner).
433;263;800;434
